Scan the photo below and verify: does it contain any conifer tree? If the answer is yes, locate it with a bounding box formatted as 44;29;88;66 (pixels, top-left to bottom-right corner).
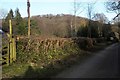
2;9;14;32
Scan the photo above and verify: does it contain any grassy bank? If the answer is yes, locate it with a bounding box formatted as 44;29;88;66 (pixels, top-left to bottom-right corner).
2;37;112;79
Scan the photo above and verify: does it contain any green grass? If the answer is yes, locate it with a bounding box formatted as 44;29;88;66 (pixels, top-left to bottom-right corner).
2;63;29;78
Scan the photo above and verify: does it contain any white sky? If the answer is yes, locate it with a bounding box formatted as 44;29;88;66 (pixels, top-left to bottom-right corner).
0;0;108;2
0;0;117;21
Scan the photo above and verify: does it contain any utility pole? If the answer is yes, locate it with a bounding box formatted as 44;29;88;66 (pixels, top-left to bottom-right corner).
27;0;30;38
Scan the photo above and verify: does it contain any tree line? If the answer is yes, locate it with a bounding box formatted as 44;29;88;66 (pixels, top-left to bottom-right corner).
2;8;27;35
31;14;112;38
1;8;115;39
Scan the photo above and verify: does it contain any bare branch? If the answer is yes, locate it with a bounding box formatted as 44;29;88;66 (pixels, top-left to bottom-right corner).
113;13;120;20
105;0;120;14
0;9;7;19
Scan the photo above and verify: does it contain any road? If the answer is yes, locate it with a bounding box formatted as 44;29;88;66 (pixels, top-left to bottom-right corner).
55;43;120;78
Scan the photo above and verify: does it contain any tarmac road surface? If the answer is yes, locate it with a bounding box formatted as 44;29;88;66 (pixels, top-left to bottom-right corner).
55;43;120;78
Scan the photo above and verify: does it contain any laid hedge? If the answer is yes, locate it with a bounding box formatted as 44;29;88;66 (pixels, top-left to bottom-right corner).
3;37;96;78
16;37;94;65
17;38;72;64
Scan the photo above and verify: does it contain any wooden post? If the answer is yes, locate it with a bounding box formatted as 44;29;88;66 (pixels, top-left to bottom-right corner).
27;0;31;50
12;38;16;61
9;20;13;63
27;0;31;38
2;20;16;66
9;20;16;63
7;43;10;66
9;20;12;36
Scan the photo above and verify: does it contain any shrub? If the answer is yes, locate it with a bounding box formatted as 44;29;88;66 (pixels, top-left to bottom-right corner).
16;38;80;65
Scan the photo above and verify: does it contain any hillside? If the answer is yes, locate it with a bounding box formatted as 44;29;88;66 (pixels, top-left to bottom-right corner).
2;13;118;38
29;14;102;37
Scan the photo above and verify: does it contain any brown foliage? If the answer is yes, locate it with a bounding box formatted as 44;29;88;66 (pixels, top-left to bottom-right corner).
31;14;89;37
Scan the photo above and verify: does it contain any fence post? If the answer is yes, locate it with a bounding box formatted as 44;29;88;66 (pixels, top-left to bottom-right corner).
9;20;13;64
12;38;16;61
2;20;16;66
2;20;17;66
6;43;10;66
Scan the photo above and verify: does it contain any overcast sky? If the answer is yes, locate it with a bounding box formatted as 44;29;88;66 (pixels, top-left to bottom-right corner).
0;0;117;21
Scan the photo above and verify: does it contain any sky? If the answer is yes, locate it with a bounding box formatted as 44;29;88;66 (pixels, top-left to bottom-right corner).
0;0;117;21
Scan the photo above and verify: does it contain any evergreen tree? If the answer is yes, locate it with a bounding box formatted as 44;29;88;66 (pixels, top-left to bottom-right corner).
2;9;14;32
14;8;27;35
15;8;22;25
5;9;14;20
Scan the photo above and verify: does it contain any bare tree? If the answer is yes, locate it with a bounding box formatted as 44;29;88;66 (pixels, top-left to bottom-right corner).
0;9;7;28
113;17;119;25
93;13;108;24
105;0;120;27
71;0;84;37
105;0;120;14
86;2;96;38
93;13;109;37
0;9;7;19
